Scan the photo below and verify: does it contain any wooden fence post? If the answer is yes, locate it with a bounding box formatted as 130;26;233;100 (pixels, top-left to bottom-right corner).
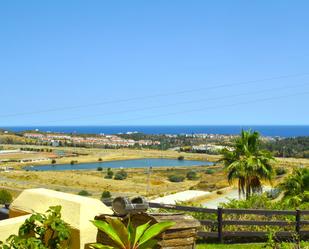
296;209;301;238
217;207;223;243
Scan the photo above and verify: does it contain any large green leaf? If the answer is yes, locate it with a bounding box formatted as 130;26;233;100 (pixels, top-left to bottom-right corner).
138;239;157;249
91;220;125;248
133;221;150;247
127;220;135;247
138;221;175;247
105;217;129;247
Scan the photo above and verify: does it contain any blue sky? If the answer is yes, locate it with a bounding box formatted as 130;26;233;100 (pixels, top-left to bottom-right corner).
1;0;309;126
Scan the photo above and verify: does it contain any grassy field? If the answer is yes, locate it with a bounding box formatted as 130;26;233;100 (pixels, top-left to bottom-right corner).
197;242;309;249
196;244;265;249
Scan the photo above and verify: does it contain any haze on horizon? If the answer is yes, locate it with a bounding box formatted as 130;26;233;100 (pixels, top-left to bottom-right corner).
1;1;309;126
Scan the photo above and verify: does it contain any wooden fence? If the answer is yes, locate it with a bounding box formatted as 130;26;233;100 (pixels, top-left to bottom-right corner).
149;202;309;242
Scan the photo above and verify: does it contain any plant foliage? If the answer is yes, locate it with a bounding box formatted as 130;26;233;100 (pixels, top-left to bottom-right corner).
91;217;174;249
221;130;275;199
0;206;71;249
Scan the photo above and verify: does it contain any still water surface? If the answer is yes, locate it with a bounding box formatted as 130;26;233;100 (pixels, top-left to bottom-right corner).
24;158;211;171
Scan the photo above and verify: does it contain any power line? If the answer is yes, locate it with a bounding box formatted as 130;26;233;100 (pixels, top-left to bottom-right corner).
34;81;308;124
101;91;309;125
1;72;309;118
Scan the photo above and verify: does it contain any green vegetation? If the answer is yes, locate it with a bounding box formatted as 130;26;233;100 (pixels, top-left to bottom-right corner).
205;169;215;174
196;242;309;249
262;136;309;158
105;168;114;179
114;170;128;180
0;206;70;249
51;159;56;164
221;130;275;199
0;189;12;204
91;216;174;249
78;190;92;196
275;166;287;176
70;160;78;165
196;244;264;249
280;167;309;206
177;155;184;160
101;191;111;199
186;170;198;180
97;167;103;171
98;158;102;161
168;175;185;182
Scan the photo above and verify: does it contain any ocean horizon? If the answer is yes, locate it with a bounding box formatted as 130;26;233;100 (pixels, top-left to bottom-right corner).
2;125;309;137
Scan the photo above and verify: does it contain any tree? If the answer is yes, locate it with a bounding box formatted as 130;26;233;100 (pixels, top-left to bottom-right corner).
0;189;12;204
221;130;274;199
51;159;56;164
280;167;309;206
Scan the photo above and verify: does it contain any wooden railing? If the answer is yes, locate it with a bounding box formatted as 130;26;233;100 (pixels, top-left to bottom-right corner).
149;202;309;243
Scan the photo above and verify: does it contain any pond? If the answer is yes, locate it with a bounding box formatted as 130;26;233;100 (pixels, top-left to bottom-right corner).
24;158;212;171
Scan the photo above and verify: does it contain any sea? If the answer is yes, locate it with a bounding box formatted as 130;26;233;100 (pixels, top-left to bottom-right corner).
2;125;309;137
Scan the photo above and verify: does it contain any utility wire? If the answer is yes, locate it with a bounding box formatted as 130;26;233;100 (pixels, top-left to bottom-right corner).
100;91;309;125
1;72;309;118
35;81;308;124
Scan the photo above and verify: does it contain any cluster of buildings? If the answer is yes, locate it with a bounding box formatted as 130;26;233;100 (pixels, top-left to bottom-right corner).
23;133;160;147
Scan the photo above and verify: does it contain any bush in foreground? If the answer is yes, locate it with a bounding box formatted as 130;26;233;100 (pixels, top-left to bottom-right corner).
0;206;70;249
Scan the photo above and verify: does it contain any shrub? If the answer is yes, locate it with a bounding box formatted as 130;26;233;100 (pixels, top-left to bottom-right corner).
98;158;103;161
0;206;70;249
275;167;287;176
205;169;215;174
97;167;103;171
0;189;12;204
51;159;56;164
186;170;198;180
177;155;184;160
168;175;185;182
114;170;128;180
91;217;174;249
70;160;78;165
105;168;114;179
78;190;92;196
101;191;112;199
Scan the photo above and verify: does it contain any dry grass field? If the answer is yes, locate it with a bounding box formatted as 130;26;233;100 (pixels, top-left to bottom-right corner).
1;144;309;201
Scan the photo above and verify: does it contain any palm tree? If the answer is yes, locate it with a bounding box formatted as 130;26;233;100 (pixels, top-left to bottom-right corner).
280;167;309;206
221;130;275;199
